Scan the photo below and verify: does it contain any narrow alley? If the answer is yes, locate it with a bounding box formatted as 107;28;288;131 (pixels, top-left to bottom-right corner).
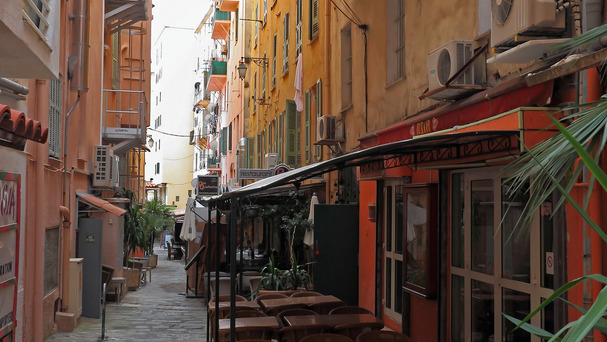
47;244;207;342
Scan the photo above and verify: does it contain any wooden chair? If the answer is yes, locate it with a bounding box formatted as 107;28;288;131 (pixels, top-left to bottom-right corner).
276;308;318;327
355;330;410;342
299;333;353;342
255;293;289;306
266;303;308;317
211;294;249;303
333;321;384;341
328;306;373;315
308;301;347;315
279;323;333;342
210;277;232;298
167;241;180;260
234;326;276;341
225;308;267;319
290;291;322;298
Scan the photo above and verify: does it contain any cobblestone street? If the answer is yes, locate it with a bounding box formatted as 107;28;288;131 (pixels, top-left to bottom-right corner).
46;245;207;342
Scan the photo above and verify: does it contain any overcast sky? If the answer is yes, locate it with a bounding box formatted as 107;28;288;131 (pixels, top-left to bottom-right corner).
151;0;212;43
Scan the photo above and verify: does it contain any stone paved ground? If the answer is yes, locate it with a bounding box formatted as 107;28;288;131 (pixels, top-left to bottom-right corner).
46;245;208;342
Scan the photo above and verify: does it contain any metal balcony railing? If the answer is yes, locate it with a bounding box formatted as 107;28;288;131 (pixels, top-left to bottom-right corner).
102;89;148;144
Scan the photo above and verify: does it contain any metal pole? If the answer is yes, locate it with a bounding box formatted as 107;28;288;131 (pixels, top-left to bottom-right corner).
229;199;238;342
100;283;107;341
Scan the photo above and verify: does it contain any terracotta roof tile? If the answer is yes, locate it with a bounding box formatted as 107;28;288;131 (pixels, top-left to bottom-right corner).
0;104;48;144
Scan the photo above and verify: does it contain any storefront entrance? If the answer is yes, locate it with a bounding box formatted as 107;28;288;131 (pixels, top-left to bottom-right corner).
449;167;558;342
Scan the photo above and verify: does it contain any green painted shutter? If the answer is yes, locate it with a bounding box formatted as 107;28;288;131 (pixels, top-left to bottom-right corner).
304;89;311;163
221;127;227;155
257;133;262;167
278;112;284;163
315;79;322;161
296;107;302;167
286;102;297;168
228;123;232;151
274;118;278;157
112;33;119;89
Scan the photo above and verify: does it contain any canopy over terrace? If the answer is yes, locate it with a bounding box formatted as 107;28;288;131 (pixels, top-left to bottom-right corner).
199;130;520;342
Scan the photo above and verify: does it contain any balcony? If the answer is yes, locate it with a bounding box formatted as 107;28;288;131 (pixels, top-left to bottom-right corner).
105;0;149;34
219;0;239;12
206;61;227;92
211;9;231;40
102;89;148;154
0;0;60;78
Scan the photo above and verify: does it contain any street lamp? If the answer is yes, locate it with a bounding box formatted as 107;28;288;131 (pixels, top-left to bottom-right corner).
237;57;269;105
147;135;154;148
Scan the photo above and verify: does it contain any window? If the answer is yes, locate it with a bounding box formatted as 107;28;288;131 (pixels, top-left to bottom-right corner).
296;0;303;55
403;184;438;298
176;195;180;202
235;9;239;41
44;226;59;295
253;71;257;113
278;112;284;163
285;101;297;168
246;137;254;168
341;23;352;109
309;0;319;40
315;79;322;161
155;162;160;174
262;52;267;102
255;6;259;46
48;79;62;158
112;33;119;89
22;0;51;38
257;133;262;167
386;0;405;84
449;168;562;342
304;89;311;163
221;127;227;155
272;35;277;88
283;12;290;75
228;123;232;151
384;180;405;321
268;121;274;152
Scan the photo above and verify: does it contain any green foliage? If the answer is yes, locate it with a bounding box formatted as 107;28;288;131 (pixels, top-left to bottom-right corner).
140;196;175;255
121;190;144;264
282;252;312;291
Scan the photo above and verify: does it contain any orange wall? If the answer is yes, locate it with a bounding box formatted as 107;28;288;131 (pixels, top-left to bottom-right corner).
358;180;376;313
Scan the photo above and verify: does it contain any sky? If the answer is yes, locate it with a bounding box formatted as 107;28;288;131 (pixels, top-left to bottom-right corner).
151;0;212;44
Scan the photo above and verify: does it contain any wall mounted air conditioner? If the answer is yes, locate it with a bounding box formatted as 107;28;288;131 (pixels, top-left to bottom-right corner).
264;153;278;169
428;40;475;92
317;115;336;141
93;145;119;188
491;0;566;50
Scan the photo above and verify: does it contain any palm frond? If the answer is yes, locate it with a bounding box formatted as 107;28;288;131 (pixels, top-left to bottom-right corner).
552;23;607;52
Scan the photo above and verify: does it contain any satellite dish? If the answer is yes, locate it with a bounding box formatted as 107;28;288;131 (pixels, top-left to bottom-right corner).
191;178;198;188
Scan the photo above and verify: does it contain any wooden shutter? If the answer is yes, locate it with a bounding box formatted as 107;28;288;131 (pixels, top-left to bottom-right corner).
283;12;289;74
247;137;255;168
48;79;62;158
285;101;297;168
296;106;302;167
315;79;322;161
278;112;284;163
304;89;311;163
228;123;232;151
112;33;119;89
221;127;227;155
257;133;262;167
309;0;319;39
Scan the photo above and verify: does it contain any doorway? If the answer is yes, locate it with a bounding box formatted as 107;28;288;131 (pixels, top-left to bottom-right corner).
449;167;559;342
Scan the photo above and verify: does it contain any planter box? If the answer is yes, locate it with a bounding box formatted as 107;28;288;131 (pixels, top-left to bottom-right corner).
149;254;158;268
124;267;141;291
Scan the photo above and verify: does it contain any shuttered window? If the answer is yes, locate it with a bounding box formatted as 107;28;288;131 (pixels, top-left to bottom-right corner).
296;0;302;55
341;23;352;109
386;0;405;83
309;0;319;40
304;89;311;163
247;137;255;168
262;53;267;102
272;34;277;88
285;101;297;168
221;127;227;155
228;123;232;151
112;32;119;89
283;12;289;75
48;79;62;158
257;133;262;167
296;105;302;167
315;79;322;161
278;112;284;164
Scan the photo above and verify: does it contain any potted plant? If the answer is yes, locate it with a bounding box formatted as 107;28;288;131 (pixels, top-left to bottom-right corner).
140;196;175;268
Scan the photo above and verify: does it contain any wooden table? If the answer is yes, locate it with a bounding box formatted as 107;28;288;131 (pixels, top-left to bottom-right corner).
283;313;382;328
217;316;279;342
259;295;344;313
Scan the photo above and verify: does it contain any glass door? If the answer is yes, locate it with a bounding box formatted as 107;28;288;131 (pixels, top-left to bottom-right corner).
383;179;405;321
450;167;556;342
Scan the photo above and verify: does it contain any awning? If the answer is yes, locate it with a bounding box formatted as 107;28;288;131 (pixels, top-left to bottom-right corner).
76;193;127;216
202;130;520;202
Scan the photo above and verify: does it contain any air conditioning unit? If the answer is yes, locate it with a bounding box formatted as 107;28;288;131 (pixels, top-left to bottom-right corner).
265;153;278;169
317;115;336;141
93;145;119;188
491;0;566;49
428;40;475;91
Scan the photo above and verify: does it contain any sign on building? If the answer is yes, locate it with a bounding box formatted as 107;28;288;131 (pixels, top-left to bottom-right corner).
197;175;219;197
0;172;20;340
